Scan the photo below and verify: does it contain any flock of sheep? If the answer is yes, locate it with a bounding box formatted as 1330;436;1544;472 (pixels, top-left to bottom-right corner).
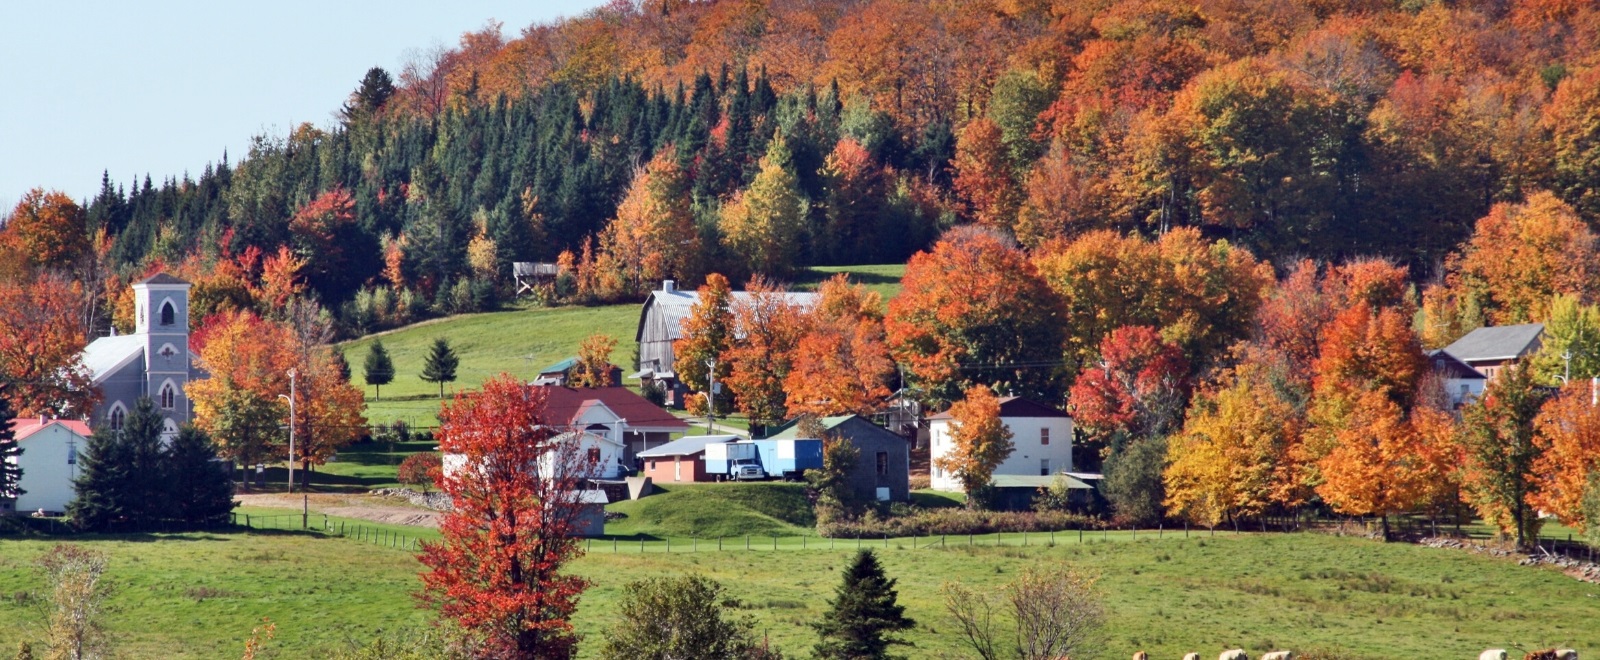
1123;650;1579;659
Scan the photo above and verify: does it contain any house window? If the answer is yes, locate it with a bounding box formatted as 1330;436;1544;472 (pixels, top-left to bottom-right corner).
160;301;176;326
68;444;77;465
587;447;601;465
1040;459;1050;476
109;406;125;431
1459;384;1470;403
1041;427;1050;446
159;384;176;410
649;461;657;470
876;451;889;476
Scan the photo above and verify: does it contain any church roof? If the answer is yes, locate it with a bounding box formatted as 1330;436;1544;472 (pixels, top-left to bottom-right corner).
137;272;190;286
81;335;144;384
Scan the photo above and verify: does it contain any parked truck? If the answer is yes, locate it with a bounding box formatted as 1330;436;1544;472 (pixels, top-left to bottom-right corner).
705;438;823;481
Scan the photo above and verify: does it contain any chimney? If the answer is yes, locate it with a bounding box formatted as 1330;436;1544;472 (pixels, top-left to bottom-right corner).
39;414;46;426
662;280;676;293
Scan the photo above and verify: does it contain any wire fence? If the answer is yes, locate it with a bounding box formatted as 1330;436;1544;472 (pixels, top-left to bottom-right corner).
230;512;429;552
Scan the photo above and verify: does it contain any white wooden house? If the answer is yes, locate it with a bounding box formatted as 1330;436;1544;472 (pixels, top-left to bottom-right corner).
928;397;1074;493
4;418;92;515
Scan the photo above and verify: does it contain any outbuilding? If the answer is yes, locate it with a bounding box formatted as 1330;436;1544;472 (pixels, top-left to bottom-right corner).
635;434;740;483
4;418;92;515
765;415;911;502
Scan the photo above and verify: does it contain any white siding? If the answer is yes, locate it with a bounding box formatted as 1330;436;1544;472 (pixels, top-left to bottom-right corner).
929;416;1074;492
14;425;87;514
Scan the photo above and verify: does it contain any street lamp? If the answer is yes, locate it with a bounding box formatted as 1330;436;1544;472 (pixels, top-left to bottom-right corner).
276;369;306;529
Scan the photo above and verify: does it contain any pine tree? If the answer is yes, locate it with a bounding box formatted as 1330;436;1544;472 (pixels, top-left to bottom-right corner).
69;398;166;531
363;340;396;400
421;337;460;399
164;426;236;528
0;394;21;506
813;549;916;659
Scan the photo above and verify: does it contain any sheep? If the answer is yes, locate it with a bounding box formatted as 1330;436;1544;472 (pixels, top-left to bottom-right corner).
1220;651;1249;660
1525;651;1558;660
1133;653;1149;660
1480;650;1508;660
1261;653;1293;660
1555;651;1578;660
1183;655;1201;660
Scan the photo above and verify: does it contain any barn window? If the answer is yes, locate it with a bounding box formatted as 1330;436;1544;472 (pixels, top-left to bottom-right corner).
159;301;176;326
876;451;888;476
109;406;125;431
68;443;77;465
1040;427;1050;445
159;383;176;409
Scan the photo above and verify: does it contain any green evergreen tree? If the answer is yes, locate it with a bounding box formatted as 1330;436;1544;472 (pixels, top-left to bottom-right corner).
69;398;166;531
0;394;22;506
420;337;459;399
364;340;396;400
813;549;916;659
163;426;236;528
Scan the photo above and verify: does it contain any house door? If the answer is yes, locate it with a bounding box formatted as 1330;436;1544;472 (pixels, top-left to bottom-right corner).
675;458;684;481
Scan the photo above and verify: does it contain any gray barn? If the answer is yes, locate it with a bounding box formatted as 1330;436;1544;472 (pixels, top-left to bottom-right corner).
632;280;816;407
766;415;911;502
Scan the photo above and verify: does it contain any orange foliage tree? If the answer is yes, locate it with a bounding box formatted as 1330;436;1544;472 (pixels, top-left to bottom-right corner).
419;374;592;657
585;149;698;301
886;227;1064;404
0;274;96;416
0;188;89;272
722;278;810;428
1443;191;1600;325
785;275;894;418
952;117;1019;229
933;384;1015;508
674;273;734;411
1067;326;1188;449
1530;381;1600;531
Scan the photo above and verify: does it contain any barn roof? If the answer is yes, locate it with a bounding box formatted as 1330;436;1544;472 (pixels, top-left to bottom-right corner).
9;418;92;440
765;414;903;442
535;385;689;431
637;434;740;458
634;283;819;343
1443;324;1544;363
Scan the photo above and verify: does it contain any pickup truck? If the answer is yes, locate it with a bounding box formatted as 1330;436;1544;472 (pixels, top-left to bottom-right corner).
730;458;766;481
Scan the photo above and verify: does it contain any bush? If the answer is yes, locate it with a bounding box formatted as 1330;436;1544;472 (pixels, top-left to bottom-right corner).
398;453;443;493
817;507;1103;538
599;575;782;659
640;381;667;406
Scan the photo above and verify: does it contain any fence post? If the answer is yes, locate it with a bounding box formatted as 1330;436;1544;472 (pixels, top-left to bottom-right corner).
747;535;751;551
694;536;698;552
614;537;618;553
803;535;806;550
1079;528;1083;543
1159;523;1163;539
667;537;671;553
641;537;645;553
775;536;779;551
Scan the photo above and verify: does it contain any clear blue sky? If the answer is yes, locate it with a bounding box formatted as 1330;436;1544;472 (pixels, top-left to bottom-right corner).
0;1;607;211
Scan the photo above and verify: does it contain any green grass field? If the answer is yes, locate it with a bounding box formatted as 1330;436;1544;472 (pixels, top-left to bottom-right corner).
2;528;1595;659
336;265;905;427
603;483;815;539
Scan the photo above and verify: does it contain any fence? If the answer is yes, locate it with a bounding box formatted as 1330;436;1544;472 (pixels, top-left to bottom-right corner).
230;512;429;552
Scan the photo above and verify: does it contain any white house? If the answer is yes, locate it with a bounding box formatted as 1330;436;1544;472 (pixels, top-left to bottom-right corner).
4;418;92;515
441;431;628;481
928;397;1074;493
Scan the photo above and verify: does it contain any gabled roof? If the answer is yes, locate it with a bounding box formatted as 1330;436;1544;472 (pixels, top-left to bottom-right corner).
637;434;740;458
928;396;1071;421
535;386;689;431
137;272;190;286
10;418;92;441
1443;324;1544;363
1428;350;1485;380
635;285;819;343
81;335;144;384
765;414;903;442
551;430;624;448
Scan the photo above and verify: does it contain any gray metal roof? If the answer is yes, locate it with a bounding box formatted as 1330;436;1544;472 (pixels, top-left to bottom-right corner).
635;287;819;343
80;335;143;384
636;434;741;458
1442;324;1544;363
990;474;1093;489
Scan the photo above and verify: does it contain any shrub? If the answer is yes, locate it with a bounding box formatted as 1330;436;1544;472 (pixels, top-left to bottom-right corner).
599;575;782;659
398;453;443;493
817;508;1103;538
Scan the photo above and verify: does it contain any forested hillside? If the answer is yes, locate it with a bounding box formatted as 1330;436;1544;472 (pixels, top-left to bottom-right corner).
7;0;1600;339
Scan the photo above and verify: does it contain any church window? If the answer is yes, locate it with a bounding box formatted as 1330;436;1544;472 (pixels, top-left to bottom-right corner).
160;301;176;326
110;406;125;431
160;383;176;409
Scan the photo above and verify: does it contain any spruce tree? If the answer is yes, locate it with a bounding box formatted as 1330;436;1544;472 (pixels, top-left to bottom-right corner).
68;397;166;532
164;426;236;528
0;394;22;506
420;337;459;399
813;549;916;659
363;340;395;400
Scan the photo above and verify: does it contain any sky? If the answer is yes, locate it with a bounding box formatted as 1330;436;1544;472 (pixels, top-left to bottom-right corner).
0;0;609;211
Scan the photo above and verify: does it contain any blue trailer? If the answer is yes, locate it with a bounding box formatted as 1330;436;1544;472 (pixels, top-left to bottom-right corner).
705;438;823;481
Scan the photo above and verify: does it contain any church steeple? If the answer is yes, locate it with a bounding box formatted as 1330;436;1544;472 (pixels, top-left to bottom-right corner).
132;273;192;436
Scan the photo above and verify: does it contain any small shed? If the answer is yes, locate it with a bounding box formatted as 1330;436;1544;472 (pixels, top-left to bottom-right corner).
766;415;912;502
572;489;609;537
531;357;623;387
5;418;92;515
636;434;741;483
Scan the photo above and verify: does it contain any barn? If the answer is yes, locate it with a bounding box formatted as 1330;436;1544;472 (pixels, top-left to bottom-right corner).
765;415;911;502
632;280;817;407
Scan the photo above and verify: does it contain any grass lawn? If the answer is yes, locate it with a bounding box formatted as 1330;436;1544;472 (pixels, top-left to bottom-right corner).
793;264;906;303
602;482;815;539
2;528;1596;659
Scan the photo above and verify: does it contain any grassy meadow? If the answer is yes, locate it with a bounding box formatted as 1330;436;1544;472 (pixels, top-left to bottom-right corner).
2;527;1596;659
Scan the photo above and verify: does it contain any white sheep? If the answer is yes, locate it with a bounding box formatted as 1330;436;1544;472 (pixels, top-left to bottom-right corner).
1183;654;1201;660
1220;651;1249;660
1479;650;1507;660
1261;653;1293;660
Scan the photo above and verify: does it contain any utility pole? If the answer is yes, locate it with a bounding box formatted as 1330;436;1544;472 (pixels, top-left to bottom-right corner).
706;358;717;434
278;368;305;529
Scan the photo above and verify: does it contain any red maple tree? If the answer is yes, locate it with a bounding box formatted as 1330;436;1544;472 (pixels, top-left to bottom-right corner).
418;374;594;658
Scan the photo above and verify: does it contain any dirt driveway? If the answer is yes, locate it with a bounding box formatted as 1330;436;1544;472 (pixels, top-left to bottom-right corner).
236;492;441;528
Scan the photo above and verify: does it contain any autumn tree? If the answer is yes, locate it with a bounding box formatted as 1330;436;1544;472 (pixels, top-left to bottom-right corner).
1529;294;1600;385
0;275;97;417
287;341;368;480
1164;359;1301;528
571;333;619;388
1530;381;1600;531
398;452;444;494
1457;362;1550;547
363;340;396;400
722;279;809;429
1313;389;1441;540
674;273;734;407
0;188;89;271
589;149;699;300
418;374;593;657
887;227;1064;404
819;138;887;265
720;134;807;278
421;338;460;399
1443;192;1600;325
934;385;1015;508
786;275;894;418
952;117;1019;229
599;576;776;660
1068;325;1189;450
35;545;112;660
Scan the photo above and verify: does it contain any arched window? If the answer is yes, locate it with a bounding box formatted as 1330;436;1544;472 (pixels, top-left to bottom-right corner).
109;405;126;431
160;301;176;326
159;383;176;409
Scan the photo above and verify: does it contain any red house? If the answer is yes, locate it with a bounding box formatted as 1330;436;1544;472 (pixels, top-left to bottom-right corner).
635;435;741;483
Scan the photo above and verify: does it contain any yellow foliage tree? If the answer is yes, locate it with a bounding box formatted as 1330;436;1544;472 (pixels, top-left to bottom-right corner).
1164;362;1300;528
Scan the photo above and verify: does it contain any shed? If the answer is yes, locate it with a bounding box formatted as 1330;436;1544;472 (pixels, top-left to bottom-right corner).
5;418;92;515
767;415;912;502
636;434;740;483
572;489;609;537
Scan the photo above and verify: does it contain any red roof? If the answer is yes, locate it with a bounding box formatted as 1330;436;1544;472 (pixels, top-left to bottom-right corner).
534;386;689;431
10;418;92;440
